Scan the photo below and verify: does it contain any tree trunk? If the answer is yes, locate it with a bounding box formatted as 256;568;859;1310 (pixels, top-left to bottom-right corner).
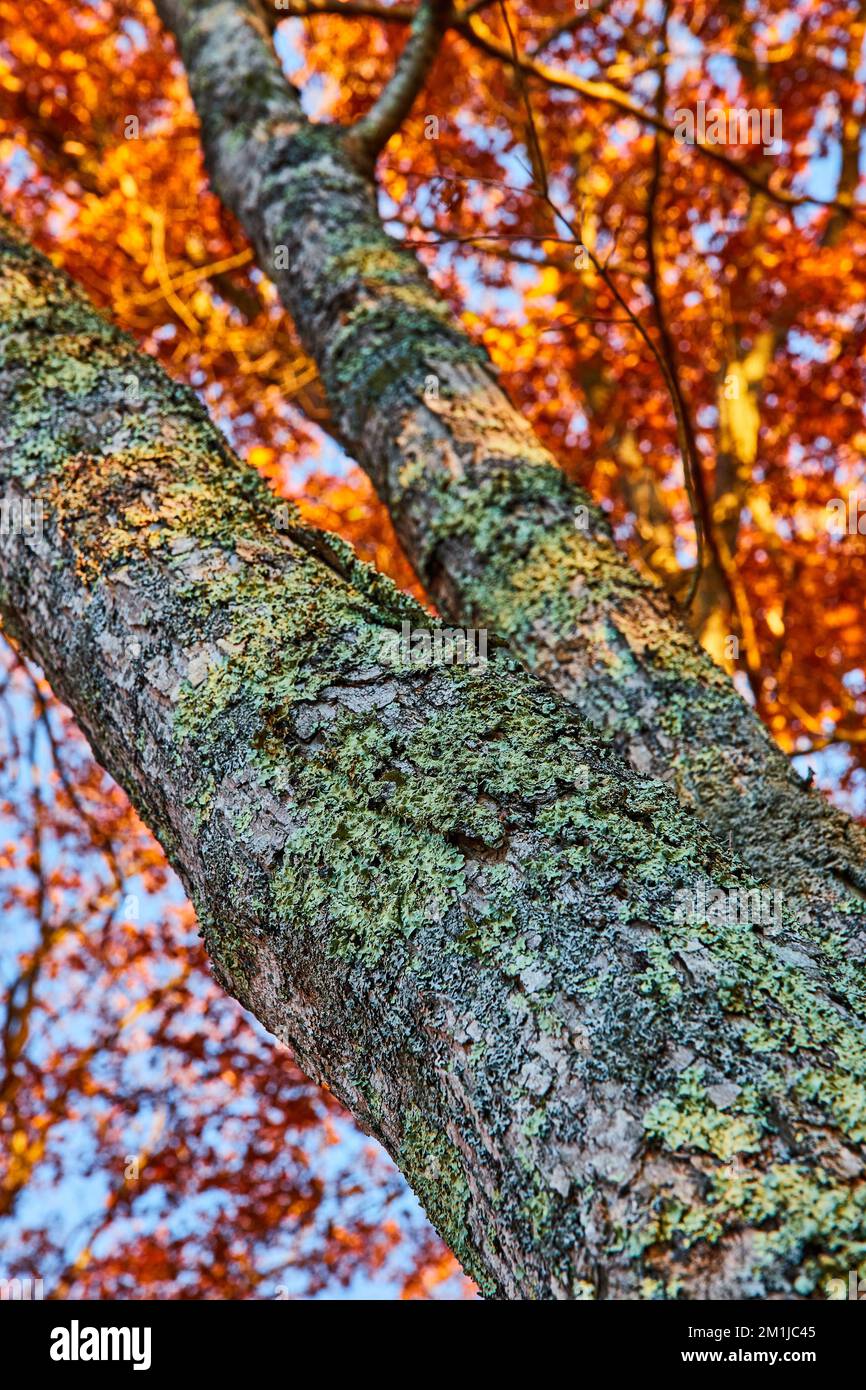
3;219;866;1299
153;0;866;952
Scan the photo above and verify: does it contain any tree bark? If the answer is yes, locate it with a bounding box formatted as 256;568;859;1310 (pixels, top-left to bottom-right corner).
152;0;866;954
3;219;866;1299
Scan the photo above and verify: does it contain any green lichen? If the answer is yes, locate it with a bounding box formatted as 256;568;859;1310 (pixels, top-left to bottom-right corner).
8;220;866;1300
400;1110;479;1283
644;1066;764;1160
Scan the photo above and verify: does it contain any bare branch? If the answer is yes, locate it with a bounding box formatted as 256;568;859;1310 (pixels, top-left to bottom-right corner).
346;0;452;169
267;0;415;30
643;1;709;609
460;10;853;214
530;0;616;57
492;0;708;603
279;0;858;217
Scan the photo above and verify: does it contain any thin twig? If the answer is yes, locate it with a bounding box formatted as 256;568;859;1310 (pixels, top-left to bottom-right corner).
496;0;708;608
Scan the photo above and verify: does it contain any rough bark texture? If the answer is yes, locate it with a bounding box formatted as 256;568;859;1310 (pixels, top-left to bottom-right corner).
4;223;866;1300
153;0;866;951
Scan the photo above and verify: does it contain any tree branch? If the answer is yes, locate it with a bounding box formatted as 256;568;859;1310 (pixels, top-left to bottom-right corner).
5;215;866;1301
530;0;616;58
269;0;415;23
494;1;708;605
278;0;860;218
155;0;866;986
345;0;452;170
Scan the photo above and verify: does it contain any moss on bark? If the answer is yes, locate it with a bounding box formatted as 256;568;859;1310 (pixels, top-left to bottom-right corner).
4;220;866;1297
152;0;866;973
